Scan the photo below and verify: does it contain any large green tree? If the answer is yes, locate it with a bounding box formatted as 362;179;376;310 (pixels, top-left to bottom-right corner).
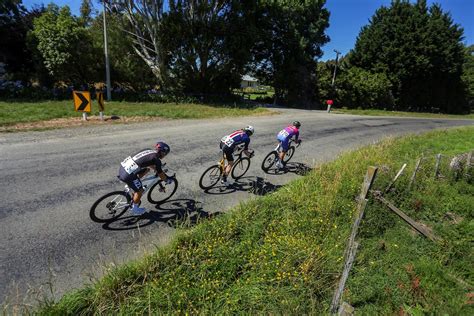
89;9;156;90
350;0;467;113
31;4;101;85
162;0;256;95
462;44;474;110
252;0;329;108
0;0;43;81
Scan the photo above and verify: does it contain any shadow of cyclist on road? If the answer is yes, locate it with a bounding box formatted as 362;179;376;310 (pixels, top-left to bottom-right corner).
203;176;282;196
101;198;219;231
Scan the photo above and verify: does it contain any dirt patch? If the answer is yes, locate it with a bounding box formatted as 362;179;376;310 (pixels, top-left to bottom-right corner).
0;116;166;132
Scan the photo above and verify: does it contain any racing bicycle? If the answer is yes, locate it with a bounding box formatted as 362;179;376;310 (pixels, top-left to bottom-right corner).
199;144;253;190
90;165;178;223
261;139;301;172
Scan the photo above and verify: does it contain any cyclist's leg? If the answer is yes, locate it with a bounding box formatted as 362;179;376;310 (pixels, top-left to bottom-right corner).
222;146;234;178
279;138;290;162
120;169;143;203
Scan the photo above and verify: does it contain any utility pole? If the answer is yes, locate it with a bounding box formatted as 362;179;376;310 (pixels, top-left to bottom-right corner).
103;0;112;101
331;49;341;87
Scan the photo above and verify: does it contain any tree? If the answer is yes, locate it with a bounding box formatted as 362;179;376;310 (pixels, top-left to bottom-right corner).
89;10;156;90
31;4;101;85
462;44;474;110
163;0;256;95
0;0;32;80
350;0;468;113
107;0;168;88
252;0;330;108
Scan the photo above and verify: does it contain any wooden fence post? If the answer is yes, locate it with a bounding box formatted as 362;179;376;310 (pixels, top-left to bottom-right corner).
465;150;473;179
408;157;422;191
330;166;378;314
373;193;441;242
385;163;407;194
434;154;442;179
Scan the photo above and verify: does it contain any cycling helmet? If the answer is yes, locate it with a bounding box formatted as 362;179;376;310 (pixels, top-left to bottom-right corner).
155;141;170;156
292;121;301;128
244;125;254;136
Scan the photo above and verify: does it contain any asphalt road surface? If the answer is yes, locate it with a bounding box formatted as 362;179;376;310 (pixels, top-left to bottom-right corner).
0;109;472;304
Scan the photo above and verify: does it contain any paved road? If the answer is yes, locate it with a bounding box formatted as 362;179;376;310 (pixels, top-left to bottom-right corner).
0;109;472;304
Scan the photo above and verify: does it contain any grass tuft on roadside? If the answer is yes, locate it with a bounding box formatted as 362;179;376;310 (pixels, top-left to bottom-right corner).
0;101;271;128
34;127;473;314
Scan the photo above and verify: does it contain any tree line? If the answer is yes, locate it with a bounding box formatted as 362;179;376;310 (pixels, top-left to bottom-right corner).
0;0;472;113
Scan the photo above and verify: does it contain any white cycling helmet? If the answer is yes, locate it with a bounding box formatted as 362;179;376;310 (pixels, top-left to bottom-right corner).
244;125;254;135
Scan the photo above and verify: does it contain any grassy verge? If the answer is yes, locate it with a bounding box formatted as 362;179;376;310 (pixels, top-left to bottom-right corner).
33;127;473;314
0;101;271;127
332;108;474;119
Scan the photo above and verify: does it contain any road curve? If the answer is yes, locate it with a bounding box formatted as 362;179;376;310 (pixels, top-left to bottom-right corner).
0;109;472;303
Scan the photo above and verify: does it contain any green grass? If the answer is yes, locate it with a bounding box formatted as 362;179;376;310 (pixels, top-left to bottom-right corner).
333;108;474;119
32;127;473;315
0;101;270;127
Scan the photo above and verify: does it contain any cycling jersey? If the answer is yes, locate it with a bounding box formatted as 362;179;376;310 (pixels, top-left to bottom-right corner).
220;130;250;162
220;130;250;150
118;149;163;191
277;126;299;151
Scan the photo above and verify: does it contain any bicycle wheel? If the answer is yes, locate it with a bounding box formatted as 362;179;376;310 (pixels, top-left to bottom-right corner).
261;151;278;172
283;146;295;163
231;157;251;179
147;178;178;204
199;165;222;190
90;191;131;223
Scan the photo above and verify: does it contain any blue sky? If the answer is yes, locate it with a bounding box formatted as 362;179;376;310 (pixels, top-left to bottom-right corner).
23;0;473;61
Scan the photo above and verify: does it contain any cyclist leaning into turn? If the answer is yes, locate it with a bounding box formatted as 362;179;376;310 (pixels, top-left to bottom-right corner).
117;142;172;215
276;121;301;169
220;126;255;186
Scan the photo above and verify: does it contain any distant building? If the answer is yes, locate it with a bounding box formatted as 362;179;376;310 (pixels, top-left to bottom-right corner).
240;75;259;89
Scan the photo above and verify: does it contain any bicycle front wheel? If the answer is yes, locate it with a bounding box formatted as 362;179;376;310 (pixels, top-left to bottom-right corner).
199;165;222;190
231;157;251;179
261;151;278;172
90;191;131;223
283;146;295;163
147;178;178;204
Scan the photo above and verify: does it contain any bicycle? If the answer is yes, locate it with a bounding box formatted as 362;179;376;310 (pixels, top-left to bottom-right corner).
261;139;301;172
199;144;253;190
90;164;178;223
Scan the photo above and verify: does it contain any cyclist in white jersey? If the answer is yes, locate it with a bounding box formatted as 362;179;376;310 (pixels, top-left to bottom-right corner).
118;142;172;215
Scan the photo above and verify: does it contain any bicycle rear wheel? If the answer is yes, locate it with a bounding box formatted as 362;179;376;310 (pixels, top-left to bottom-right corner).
90;191;131;223
231;157;251;179
283;146;295;163
261;151;278;172
199;165;222;190
147;178;178;204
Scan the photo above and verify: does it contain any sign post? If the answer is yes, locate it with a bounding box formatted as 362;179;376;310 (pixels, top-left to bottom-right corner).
326;99;333;113
97;91;105;121
73;91;91;120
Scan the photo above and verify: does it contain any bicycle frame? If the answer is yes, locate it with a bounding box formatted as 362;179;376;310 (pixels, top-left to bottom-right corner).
275;139;295;153
123;165;172;194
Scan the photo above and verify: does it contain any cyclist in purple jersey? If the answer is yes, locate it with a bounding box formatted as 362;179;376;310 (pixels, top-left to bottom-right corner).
220;125;255;185
118;142;172;215
276;121;301;168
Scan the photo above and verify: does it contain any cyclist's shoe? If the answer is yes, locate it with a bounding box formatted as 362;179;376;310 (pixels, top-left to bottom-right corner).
131;204;146;215
221;177;230;186
276;161;284;169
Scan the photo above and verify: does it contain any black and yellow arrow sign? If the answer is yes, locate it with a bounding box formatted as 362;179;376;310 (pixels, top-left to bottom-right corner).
97;92;105;112
73;91;91;112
